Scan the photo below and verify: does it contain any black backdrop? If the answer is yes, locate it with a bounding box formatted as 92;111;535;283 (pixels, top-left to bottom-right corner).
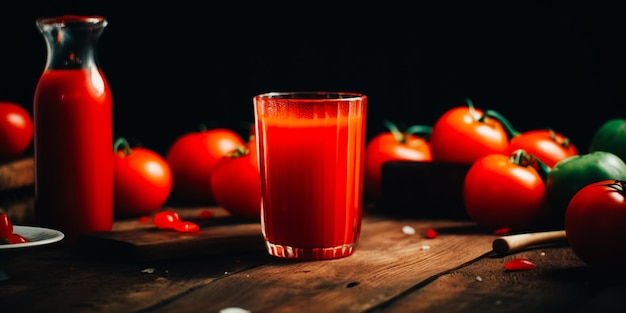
1;1;624;156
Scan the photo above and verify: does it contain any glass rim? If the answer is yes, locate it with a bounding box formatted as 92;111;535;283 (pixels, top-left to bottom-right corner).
255;91;366;101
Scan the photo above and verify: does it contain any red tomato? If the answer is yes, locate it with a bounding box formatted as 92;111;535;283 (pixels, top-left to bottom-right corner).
0;101;34;159
506;130;578;168
481;109;578;168
210;148;262;219
463;151;547;231
364;123;432;200
430;101;508;164
114;138;173;217
166;128;246;204
565;179;626;267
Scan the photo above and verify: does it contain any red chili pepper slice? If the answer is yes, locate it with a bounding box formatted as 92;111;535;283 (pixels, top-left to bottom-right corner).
504;258;536;271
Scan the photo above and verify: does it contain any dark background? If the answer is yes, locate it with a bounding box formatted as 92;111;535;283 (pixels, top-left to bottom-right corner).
0;1;624;157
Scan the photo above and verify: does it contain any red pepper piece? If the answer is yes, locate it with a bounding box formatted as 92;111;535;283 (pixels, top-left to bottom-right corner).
504;258;536;271
494;227;510;236
198;210;214;219
0;213;13;240
9;233;30;244
138;216;151;224
153;210;181;229
424;228;437;239
173;221;200;233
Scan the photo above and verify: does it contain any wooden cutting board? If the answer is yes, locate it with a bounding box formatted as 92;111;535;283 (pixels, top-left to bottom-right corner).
78;207;266;261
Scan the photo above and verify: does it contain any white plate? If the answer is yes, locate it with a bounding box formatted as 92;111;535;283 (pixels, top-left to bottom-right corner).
1;225;64;281
1;226;65;250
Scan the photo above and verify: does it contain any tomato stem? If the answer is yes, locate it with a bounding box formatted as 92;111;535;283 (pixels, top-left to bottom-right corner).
383;120;432;143
509;149;551;182
383;120;404;142
405;125;433;139
483;109;521;139
465;97;479;122
226;145;249;158
113;137;131;156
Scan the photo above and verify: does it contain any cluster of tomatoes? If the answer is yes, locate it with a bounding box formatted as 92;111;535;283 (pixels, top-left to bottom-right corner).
114;126;261;220
0;100;260;222
365;98;626;268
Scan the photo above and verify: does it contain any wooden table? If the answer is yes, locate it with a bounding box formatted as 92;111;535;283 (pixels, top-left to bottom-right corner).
1;206;625;313
2;158;626;312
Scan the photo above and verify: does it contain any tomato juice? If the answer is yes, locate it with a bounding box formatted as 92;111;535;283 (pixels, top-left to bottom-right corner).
34;68;113;244
255;93;367;260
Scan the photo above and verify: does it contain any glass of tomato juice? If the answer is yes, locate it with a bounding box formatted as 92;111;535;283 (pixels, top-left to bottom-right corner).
253;92;367;260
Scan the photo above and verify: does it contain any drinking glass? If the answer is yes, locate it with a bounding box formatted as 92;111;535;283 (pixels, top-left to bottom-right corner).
253;91;367;260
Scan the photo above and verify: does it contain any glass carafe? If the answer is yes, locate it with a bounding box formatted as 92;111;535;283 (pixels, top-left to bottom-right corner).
33;15;113;245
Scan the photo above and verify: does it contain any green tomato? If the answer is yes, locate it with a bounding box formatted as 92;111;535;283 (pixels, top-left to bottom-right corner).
545;151;626;225
589;118;626;162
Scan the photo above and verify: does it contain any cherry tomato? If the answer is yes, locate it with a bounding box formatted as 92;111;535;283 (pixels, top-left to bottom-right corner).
565;179;626;267
364;121;432;200
0;101;34;159
114;138;173;217
0;213;13;240
153;210;181;229
210;147;262;219
167;128;246;204
463;150;547;231
430;99;508;164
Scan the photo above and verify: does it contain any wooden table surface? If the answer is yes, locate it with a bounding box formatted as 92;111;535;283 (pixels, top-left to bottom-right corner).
2;158;626;312
1;206;625;313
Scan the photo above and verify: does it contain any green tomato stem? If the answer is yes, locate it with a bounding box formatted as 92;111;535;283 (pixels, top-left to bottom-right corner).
113;137;131;156
509;149;551;182
483;109;521;139
383;120;404;143
405;125;433;138
383;120;432;143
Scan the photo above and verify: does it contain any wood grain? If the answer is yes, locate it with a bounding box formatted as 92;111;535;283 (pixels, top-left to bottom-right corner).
130;218;497;313
0;217;498;313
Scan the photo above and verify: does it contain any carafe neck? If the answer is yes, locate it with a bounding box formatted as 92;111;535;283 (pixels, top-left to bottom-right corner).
36;15;107;70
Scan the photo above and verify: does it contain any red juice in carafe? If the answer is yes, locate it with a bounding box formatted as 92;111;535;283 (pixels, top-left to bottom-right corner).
257;102;366;259
34;68;113;244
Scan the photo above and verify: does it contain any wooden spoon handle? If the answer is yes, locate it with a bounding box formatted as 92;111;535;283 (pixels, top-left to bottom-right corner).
492;230;567;256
